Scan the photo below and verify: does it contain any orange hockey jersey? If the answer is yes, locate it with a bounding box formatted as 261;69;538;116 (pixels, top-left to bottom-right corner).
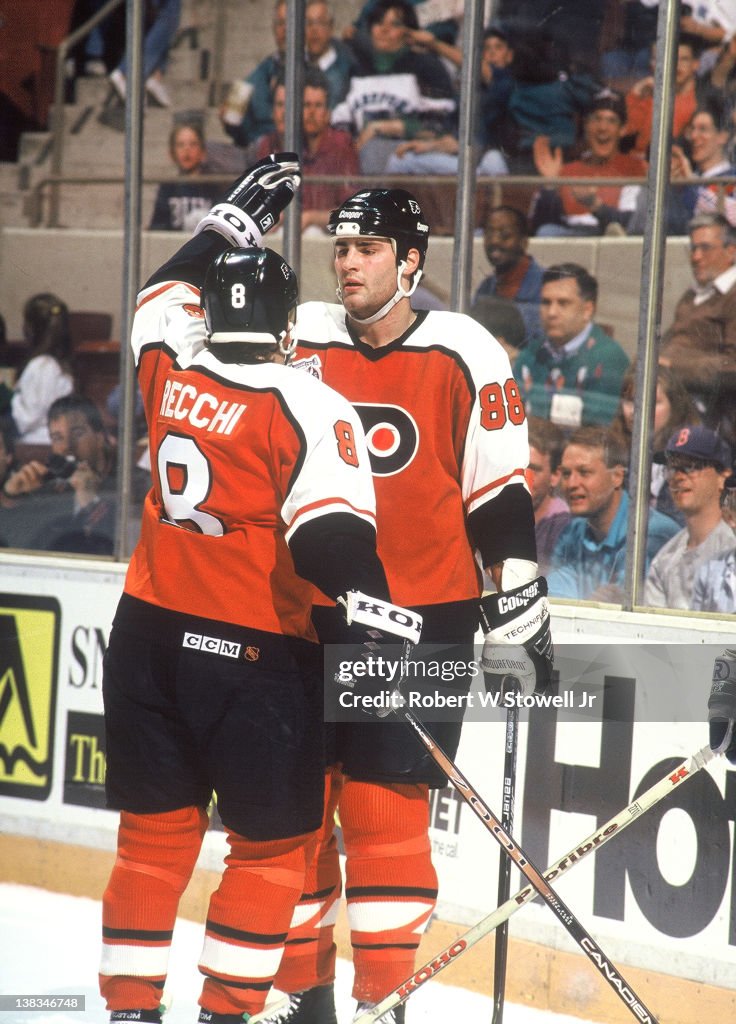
124;280;378;640
292;303;533;609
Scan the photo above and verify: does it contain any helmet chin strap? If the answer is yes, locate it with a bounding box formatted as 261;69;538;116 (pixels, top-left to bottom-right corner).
338;260;424;326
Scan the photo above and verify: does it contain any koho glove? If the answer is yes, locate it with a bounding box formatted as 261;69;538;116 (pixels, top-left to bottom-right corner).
335;591;423;717
194;152;301;247
479;577;553;697
708;648;736;763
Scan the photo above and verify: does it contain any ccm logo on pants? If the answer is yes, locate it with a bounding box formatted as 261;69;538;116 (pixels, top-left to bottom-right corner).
183;632;242;659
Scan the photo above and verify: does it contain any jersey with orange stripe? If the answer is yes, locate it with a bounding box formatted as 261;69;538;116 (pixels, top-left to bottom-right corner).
292;302;535;614
123;275;379;640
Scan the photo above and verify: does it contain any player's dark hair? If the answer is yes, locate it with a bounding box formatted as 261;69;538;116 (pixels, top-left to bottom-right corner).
543;263;598;304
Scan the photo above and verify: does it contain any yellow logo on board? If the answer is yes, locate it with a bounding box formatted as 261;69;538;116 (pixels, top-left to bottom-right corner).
0;596;61;800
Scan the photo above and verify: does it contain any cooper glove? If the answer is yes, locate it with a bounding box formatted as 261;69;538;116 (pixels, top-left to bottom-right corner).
708;648;736;763
194;152;301;247
479;577;553;697
335;591;423;717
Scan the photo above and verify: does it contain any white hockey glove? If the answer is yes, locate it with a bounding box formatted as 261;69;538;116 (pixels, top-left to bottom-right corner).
708;648;736;763
479;577;553;697
194;152;301;248
335;591;423;717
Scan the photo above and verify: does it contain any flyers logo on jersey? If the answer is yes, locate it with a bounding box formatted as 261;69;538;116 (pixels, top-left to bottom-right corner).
354;403;419;477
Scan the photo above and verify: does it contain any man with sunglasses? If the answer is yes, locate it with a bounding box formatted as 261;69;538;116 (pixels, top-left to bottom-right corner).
645;426;734;609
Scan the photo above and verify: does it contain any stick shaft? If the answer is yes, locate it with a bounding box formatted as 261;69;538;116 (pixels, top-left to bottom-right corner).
492;695;519;1024
354;726;714;1024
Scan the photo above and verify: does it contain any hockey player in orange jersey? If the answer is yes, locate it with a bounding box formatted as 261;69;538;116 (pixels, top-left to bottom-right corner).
98;155;424;1024
260;189;554;1023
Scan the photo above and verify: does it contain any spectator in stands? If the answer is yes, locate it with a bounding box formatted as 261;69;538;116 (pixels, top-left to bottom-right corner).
680;1;736;70
527;416;570;575
514;263;630;429
349;0;463;50
256;70;359;233
531;89;647;236
692;472;736;613
333;0;456;174
149;122;222;232
108;0;181;108
623;37;700;160
670;96;736;227
599;0;659;85
0;420;16;515
220;0;287;148
645;426;733;608
473;205;544;347
304;0;357;108
469;295;527;363
547;426;679;601
503;26;596;175
0;394;148;555
0;294;75;445
383;26;514;178
706;36;736;147
609;362;703;524
659;213;736;447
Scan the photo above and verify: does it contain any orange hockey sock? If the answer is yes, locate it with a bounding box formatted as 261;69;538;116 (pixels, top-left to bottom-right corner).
340;779;437;1002
272;767;344;995
100;806;208;1010
198;828;318;1017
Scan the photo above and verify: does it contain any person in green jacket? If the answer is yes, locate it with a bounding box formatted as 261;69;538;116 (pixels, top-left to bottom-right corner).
514;262;630;429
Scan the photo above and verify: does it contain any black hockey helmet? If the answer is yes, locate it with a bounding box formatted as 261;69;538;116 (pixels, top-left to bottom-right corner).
202;247;298;356
327;189;430;270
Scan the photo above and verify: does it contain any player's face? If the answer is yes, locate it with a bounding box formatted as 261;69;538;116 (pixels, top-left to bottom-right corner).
171;128;205;173
559;444;623;519
689;225;736;286
305;2;333;59
584;109;624;161
484;210;527;272
540;277;594;347
303;86;330;139
334;237;399;318
527;444;558;512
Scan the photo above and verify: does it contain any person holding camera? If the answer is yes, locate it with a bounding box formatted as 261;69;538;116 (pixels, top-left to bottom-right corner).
0;394;149;554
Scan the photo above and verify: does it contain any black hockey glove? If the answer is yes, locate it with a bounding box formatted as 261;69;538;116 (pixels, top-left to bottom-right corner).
194;152;301;248
479;577;553;697
708;648;736;763
334;591;423;717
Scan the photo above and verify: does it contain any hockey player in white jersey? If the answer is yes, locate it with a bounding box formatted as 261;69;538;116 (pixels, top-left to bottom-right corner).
261;188;554;1023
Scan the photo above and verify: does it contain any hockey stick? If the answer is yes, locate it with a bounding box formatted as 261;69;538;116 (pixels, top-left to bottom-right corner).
491;678;520;1024
354;729;715;1024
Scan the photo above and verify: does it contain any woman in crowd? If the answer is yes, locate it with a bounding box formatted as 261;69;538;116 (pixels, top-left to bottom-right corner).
609;363;702;523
